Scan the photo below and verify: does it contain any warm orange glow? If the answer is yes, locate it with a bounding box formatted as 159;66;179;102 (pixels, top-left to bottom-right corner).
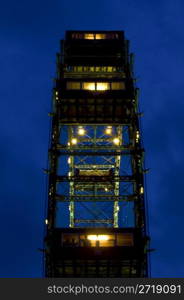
84;33;94;40
83;82;109;91
83;82;95;90
96;34;106;39
87;235;109;241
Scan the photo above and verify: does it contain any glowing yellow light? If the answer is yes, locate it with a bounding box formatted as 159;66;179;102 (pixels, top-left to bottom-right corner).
83;82;95;90
105;187;108;192
136;131;140;143
68;172;71;177
45;219;48;225
67;142;70;146
113;137;120;145
96;34;106;40
87;235;109;241
84;33;94;40
105;126;112;135
78;127;85;136
68;157;71;164
55;91;58;95
71;138;77;145
140;187;144;194
96;82;109;90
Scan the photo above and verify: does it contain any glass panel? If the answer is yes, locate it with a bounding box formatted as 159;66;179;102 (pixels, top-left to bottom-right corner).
84;33;95;40
111;82;125;90
101;66;106;72
96;82;109;90
117;233;134;246
77;66;83;72
72;33;83;39
95;33;106;39
66;82;81;90
89;66;95;72
83;82;95;90
107;66;112;72
62;233;80;246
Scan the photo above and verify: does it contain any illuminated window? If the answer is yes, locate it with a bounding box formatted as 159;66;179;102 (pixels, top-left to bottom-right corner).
95;33;106;39
84;33;95;39
66;81;125;91
77;66;83;72
89;66;94;72
83;82;95;90
87;235;109;241
96;82;109;90
82;82;109;91
71;32;119;40
87;234;115;247
66;82;81;90
107;66;113;72
111;82;125;90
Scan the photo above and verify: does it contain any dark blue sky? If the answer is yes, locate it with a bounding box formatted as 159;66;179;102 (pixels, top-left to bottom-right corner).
1;0;184;277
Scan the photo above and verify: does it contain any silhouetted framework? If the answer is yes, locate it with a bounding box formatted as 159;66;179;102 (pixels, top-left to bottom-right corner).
44;31;150;277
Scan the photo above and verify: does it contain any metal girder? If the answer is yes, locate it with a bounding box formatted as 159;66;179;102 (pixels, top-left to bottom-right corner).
55;195;136;202
74;219;113;224
56;175;135;182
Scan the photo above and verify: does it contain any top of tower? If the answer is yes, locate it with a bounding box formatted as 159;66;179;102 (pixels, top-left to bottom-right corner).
65;30;124;41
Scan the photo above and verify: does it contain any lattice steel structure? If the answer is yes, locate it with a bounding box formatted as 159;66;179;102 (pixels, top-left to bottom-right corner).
44;31;149;277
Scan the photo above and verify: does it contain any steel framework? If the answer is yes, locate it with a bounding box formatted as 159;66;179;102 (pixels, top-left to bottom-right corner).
44;31;149;277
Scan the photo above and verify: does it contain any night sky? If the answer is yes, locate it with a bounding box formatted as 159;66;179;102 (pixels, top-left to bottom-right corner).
1;0;184;277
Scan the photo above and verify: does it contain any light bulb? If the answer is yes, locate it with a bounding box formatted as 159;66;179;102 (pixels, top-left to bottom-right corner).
71;138;77;145
78;127;85;136
113;137;120;145
105;126;112;135
68;157;71;164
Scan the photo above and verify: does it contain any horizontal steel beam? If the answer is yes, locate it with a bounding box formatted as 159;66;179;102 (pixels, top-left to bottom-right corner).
74;219;113;224
55;195;136;202
56;175;135;182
